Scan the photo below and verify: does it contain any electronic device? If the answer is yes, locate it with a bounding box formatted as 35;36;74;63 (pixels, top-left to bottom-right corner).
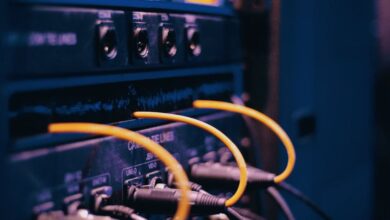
0;0;261;219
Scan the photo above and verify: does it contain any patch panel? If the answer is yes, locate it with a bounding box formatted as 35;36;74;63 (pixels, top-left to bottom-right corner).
7;6;241;78
0;1;252;219
3;112;252;219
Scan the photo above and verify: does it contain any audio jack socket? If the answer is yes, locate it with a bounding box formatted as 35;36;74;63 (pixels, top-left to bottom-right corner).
187;28;201;56
134;27;149;59
98;25;118;61
161;27;177;57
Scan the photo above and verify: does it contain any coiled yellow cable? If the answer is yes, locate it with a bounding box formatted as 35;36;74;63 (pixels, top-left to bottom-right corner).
133;111;247;207
48;123;190;220
193;100;296;184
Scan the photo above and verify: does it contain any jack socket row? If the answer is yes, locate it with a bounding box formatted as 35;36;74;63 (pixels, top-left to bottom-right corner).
99;24;201;61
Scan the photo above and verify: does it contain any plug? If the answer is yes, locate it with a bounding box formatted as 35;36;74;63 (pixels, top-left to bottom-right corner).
190;163;275;189
126;184;226;215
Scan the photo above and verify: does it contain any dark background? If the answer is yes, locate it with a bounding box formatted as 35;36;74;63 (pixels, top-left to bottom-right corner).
279;0;375;219
241;0;389;219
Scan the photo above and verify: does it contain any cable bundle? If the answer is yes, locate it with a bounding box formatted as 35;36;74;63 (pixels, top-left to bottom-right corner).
47;100;329;220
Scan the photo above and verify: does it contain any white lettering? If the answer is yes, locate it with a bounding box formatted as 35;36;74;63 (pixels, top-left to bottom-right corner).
128;131;175;151
28;32;77;47
64;171;82;183
98;11;112;19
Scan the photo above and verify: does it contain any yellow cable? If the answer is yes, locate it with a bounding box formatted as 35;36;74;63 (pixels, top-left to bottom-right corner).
48;123;190;220
193;100;296;184
133;111;247;207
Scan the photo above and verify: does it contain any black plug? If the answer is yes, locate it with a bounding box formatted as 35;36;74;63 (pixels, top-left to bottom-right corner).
166;172;203;192
99;205;146;220
190;163;275;189
126;184;226;215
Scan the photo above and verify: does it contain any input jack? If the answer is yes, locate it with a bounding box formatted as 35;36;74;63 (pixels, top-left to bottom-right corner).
133;27;149;59
187;28;201;56
98;25;118;61
161;27;177;58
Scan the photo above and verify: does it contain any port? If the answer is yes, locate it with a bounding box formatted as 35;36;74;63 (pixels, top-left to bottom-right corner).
187;28;201;56
134;27;149;59
90;186;113;212
161;27;177;57
145;170;163;183
98;24;118;61
203;151;217;162
124;176;144;187
63;193;83;215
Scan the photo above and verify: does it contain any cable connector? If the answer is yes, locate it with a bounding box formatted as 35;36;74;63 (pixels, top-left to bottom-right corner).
91;186;113;213
246;165;276;185
167;173;203;192
190;163;275;188
100;205;146;220
126;185;226;215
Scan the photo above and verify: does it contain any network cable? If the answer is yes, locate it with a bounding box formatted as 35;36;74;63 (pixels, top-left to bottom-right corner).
124;179;245;218
175;183;252;220
190;162;330;220
181;182;264;220
132;111;248;207
193;100;296;184
267;186;295;220
100;205;147;220
184;163;294;220
48;123;190;220
277;182;331;220
227;207;266;220
126;184;227;215
192;100;330;218
225;207;252;220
